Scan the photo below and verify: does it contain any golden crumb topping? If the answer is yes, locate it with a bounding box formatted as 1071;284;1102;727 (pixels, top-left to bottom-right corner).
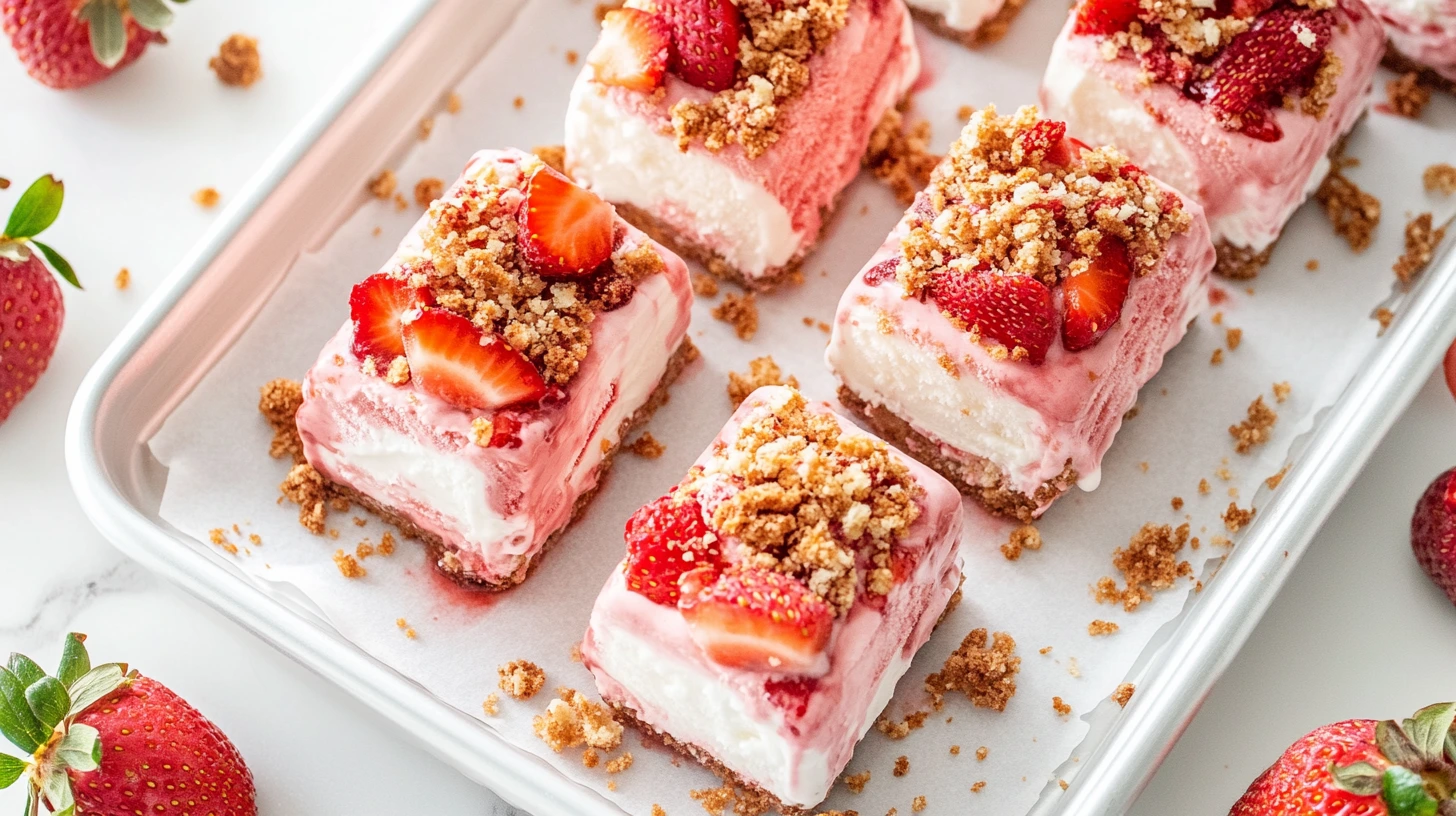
865;108;941;207
726;356;798;407
926;629;1020;712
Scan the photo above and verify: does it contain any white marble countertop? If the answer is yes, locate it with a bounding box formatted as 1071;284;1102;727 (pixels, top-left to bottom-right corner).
1;2;1453;814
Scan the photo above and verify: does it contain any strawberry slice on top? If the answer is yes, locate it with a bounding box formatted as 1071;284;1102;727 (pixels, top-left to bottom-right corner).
401;309;548;411
623;490;725;605
680;566;833;674
659;0;742;92
1061;234;1134;352
518;167;616;278
589;8;672;92
929;271;1058;365
1200;8;1332;135
350;272;434;373
1072;0;1141;36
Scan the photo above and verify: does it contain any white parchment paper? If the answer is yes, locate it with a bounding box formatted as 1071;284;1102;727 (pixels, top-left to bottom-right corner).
148;1;1456;813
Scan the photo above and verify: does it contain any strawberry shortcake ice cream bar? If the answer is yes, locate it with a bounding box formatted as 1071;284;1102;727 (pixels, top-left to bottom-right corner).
827;106;1214;521
581;386;964;811
906;0;1028;48
294;149;694;588
565;0;920;289
1369;0;1456;91
1040;0;1384;277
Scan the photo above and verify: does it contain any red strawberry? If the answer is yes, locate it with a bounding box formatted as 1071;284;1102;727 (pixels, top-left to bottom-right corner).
1203;9;1331;133
1444;338;1456;402
659;0;741;92
349;272;434;373
589;8;671;92
518;167;615;278
401;309;548;410
679;567;834;673
1;175;78;424
863;258;899;287
623;490;725;605
0;633;257;816
929;271;1058;365
1412;467;1456;607
1071;0;1141;36
1229;703;1456;816
1061;234;1133;352
1020;119;1073;167
3;0;179;91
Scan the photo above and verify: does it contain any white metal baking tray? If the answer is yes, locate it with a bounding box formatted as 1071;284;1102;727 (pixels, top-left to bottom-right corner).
64;0;1456;813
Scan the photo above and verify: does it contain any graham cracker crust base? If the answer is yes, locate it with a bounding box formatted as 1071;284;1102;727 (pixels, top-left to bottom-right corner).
1214;241;1275;280
1383;46;1456;96
837;385;1076;523
612;201;824;292
909;0;1027;48
334;338;697;591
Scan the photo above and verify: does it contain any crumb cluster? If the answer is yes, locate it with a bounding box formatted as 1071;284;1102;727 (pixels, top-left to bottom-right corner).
210;34;261;87
498;660;547;700
843;770;871;793
874;710;928;740
712;291;759;340
1387;72;1431;119
1095;523;1193;612
532;688;623;753
193;188;221;208
1112;682;1136;707
865;107;941;206
1393;212;1447;285
1088;619;1119;636
627;432;666;459
1229;395;1277;453
1425;164;1456;196
1222;502;1255;532
727;356;799;407
681;390;921;614
1000;524;1042;561
668;0;851;159
1316;164;1381;253
926;629;1020;712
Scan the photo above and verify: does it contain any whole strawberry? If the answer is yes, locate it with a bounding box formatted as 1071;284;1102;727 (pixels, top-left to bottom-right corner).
0;175;78;425
1229;702;1456;815
3;0;188;90
1412;467;1456;607
0;633;257;815
1443;339;1455;403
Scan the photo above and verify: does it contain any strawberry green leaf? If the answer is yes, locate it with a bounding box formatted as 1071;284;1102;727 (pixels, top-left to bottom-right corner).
4;656;43;690
1380;720;1425;769
54;807;75;816
55;724;99;773
2;176;63;241
32;241;81;290
1330;761;1384;797
66;664;127;719
56;636;90;689
80;1;127;69
1446;732;1455;765
1384;766;1440;816
1408;703;1456;765
0;668;47;753
0;753;24;789
23;677;68;732
41;761;73;812
126;0;173;31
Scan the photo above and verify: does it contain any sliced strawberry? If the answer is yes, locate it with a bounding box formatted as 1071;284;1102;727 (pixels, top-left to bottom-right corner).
1202;9;1331;133
623;491;725;605
1072;0;1141;36
350;273;434;373
764;677;818;720
1020;119;1070;166
929;272;1058;365
680;567;833;674
401;309;548;410
863;258;900;287
589;8;672;92
659;0;742;92
1062;234;1133;352
518;167;616;278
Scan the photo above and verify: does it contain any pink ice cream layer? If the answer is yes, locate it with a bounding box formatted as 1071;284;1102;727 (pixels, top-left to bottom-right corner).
580;388;965;808
566;0;919;277
826;196;1214;508
295;151;693;586
1372;0;1456;81
1040;3;1384;251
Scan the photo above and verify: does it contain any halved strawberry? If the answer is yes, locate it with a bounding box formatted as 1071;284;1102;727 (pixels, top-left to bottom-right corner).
1020;119;1069;165
1202;9;1331;133
518;167;616;278
1061;234;1133;352
1072;0;1141;36
659;0;741;92
623;491;725;605
350;273;434;373
680;567;833;673
401;309;548;410
589;8;672;92
929;271;1058;365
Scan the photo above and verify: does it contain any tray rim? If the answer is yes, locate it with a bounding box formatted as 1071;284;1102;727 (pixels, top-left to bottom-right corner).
63;0;1456;813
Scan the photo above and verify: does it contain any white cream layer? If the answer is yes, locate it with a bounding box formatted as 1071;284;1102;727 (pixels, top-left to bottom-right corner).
906;0;1006;33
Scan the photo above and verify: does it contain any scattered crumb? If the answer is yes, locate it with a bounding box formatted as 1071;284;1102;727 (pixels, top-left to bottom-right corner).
971;781;986;793
893;756;910;777
1211;311;1223;325
1112;683;1135;708
482;693;499;716
956;104;974;121
1212;535;1233;548
582;748;600;768
1087;620;1119;636
1306;259;1319;271
1000;524;1042;561
368;170;397;199
114;267;130;290
570;643;583;663
1315;168;1381;253
1124;405;1139;421
606;752;633;773
209;34;261;87
925;629;1020;712
415;177;445;208
566;49;579;65
844;770;871;794
1425;164;1456;196
652;807;666;816
418;116;435;141
1210;348;1224;365
1039;646;1052;655
912;795;927;812
976;746;989;761
726;355;798;407
332;549;365;578
532;144;567;175
470;417;494;447
192;187;221;208
1265;465;1290;490
379;531;396;555
1375;307;1395;333
513;96;525;109
531;687;623;753
1067;657;1081;678
1222;502;1256;532
607;780;617;792
875;710;929;739
1386;72;1430;119
691;273;720;298
393;192;409;211
627;432;665;459
1272;381;1291;403
1171;496;1184;511
688;782;774;816
372;226;382;237
712;291;758;340
1393;212;1447;285
949;746;961;756
1198;478;1212;495
1229;396;1277;454
864;108;940;206
447;91;463;114
1139;461;1150;473
1225;328;1242;350
207;528;239;556
1053;697;1072;716
1060;780;1070;791
498;660;547;700
1094;523;1193;612
0;178;9;189
259;378;305;463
